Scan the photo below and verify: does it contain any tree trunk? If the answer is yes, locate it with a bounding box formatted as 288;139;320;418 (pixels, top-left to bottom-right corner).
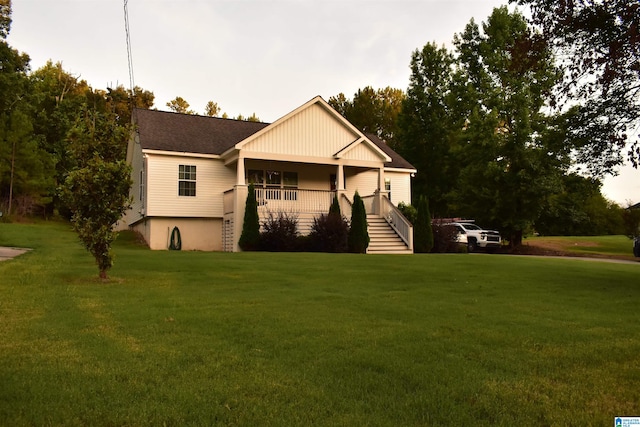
99;270;108;280
511;230;523;248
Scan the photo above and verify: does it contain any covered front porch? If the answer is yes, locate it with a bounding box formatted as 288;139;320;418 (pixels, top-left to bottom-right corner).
222;182;413;253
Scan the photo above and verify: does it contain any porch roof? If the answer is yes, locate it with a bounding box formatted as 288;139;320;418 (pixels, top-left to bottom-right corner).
133;107;415;170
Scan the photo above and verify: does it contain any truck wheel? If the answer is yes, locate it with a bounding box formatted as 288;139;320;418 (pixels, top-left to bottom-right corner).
467;238;477;253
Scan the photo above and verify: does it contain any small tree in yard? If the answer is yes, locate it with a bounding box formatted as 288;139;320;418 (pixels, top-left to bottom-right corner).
61;109;132;280
348;191;369;253
239;184;260;251
63;157;132;279
414;196;433;253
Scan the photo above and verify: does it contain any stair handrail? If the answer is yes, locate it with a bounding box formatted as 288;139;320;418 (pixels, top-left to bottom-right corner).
380;196;413;251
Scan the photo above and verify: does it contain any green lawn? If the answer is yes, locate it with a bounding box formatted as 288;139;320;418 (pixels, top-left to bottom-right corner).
1;222;639;426
524;234;635;258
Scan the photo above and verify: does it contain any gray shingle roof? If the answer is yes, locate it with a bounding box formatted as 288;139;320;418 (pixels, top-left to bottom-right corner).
365;133;416;171
134;108;269;155
134;108;415;170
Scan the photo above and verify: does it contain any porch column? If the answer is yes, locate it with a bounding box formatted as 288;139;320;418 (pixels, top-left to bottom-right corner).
337;163;345;190
374;166;386;215
378;167;385;193
236;155;245;186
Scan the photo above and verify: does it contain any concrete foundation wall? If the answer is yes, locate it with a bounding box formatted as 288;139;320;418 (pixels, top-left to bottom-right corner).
131;217;223;251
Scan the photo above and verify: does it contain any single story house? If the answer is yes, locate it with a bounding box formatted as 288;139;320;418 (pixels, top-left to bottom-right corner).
121;96;416;253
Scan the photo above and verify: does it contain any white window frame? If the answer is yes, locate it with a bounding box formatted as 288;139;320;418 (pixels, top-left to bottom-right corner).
178;164;197;197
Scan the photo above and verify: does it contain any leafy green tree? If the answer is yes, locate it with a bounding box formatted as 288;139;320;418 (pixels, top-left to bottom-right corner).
512;0;640;172
28;63;154;216
449;7;563;246
204;100;221;117
166;96;194;114
239;184;260;251
413;196;434;253
61;109;132;279
622;204;640;238
0;0;11;40
0;3;52;216
535;174;624;235
105;85;154;127
329;86;404;146
347;191;369;253
396;43;459;216
0;107;54;216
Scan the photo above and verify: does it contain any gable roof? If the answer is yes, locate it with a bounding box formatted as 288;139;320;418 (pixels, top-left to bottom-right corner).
133;101;415;170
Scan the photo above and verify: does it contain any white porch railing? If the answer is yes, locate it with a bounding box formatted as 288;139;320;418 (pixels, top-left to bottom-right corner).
254;188;335;214
379;195;413;250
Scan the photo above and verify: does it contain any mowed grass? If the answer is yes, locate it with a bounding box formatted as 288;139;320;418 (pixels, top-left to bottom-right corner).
1;223;639;426
525;234;636;258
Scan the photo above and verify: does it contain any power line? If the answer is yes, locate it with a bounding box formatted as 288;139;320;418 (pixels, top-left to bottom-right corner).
124;0;135;94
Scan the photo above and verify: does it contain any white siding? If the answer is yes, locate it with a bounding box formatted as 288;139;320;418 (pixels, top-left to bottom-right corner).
345;169;379;198
124;138;145;225
146;154;236;217
385;170;412;206
242;104;359;158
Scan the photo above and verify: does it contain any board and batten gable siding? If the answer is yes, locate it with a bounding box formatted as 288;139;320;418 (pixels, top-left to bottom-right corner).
145;154;236;218
342;142;383;163
241;103;360;159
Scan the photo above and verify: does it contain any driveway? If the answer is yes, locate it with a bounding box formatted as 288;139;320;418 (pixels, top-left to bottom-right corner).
0;247;30;261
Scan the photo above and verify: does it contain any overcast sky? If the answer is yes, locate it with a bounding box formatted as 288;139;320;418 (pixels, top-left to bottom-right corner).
7;0;639;204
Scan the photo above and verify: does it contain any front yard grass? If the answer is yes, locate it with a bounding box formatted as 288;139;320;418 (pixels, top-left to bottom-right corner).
1;222;639;426
523;234;636;259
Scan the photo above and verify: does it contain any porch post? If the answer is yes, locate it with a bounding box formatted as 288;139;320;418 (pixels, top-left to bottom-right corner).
236;155;245;186
375;167;386;215
337;163;345;190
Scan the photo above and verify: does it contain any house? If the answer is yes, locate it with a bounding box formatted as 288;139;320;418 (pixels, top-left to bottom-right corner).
122;96;416;253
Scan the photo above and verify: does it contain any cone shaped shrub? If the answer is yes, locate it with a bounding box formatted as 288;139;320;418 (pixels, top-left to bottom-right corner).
348;191;369;253
239;184;260;251
414;195;434;253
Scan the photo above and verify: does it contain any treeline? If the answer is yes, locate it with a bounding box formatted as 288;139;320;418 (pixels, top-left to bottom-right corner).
330;5;639;242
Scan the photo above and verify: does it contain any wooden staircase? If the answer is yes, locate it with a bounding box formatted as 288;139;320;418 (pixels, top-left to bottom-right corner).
366;215;413;254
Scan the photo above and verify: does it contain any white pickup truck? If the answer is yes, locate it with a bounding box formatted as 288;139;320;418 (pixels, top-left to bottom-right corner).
447;221;502;252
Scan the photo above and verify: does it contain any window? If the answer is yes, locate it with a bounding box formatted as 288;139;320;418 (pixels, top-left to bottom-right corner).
385;178;391;200
178;164;196;197
139;169;145;201
247;169;264;186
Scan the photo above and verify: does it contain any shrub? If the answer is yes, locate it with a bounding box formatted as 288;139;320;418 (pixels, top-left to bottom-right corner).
397;202;417;225
431;220;463;253
348;191;369;253
310;213;349;253
260;211;299;252
329;193;341;216
239;184;260;251
414;196;433;253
